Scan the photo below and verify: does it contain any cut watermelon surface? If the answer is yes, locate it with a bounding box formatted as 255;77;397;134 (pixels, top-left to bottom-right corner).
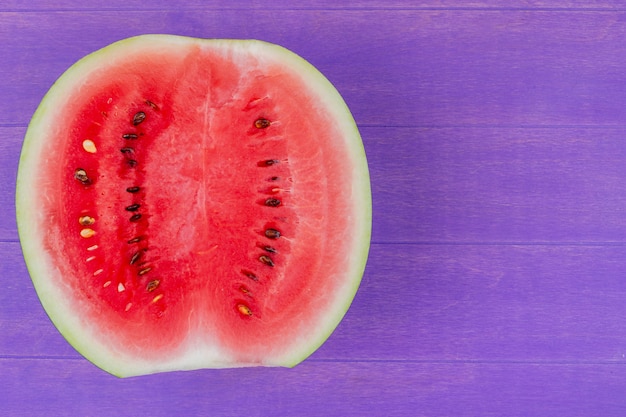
16;35;371;377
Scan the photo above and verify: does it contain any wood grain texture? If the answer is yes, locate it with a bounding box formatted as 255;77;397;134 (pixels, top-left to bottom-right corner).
5;1;626;416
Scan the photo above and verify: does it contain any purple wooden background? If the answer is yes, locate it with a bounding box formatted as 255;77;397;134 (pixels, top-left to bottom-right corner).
4;1;626;416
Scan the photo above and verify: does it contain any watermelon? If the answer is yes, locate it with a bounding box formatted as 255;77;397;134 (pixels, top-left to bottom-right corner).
16;35;371;377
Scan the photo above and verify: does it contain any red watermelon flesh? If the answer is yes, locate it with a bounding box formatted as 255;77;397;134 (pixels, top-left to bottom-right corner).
16;35;371;377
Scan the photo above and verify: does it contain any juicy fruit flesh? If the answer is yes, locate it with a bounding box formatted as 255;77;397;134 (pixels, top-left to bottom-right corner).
17;36;370;376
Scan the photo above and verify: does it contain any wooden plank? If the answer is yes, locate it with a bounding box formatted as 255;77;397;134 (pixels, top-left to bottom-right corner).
369;126;626;243
3;10;626;127
6;125;626;243
7;241;626;364
2;358;626;417
1;1;625;12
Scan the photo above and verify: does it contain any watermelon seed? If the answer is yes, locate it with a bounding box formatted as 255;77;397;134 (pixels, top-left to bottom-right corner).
263;246;277;253
117;283;125;292
80;228;95;238
237;303;253;316
74;168;91;185
125;303;132;312
264;228;281;239
120;147;134;154
254;118;271;129
145;100;159;110
129;213;142;222
259;159;279;167
82;139;97;153
133;111;146;126
87;244;98;251
265;198;281;207
130;249;145;265
127;159;138;168
259;255;274;267
242;271;259;281
239;286;252;297
127;236;142;244
146;280;160;292
126;186;141;193
138;267;152;275
125;204;141;212
86;256;96;262
79;215;95;226
103;281;111;288
122;133;138;139
93;268;103;276
269;176;280;181
152;294;164;303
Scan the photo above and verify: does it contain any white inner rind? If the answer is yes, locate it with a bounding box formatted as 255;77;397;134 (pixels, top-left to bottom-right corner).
16;35;371;378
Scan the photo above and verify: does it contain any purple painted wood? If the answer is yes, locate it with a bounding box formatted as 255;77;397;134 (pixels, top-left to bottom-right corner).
5;1;626;416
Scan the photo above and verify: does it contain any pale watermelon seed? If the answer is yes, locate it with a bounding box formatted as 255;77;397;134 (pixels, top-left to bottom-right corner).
152;294;164;303
86;256;96;262
138;267;152;276
87;244;98;251
237;303;253;316
80;228;95;238
82;139;97;153
117;283;125;292
93;268;103;276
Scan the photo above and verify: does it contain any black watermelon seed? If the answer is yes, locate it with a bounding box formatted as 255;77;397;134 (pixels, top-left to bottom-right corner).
133;111;146;126
259;255;274;267
145;100;159;110
265;198;281;207
258;159;279;167
122;133;138;139
129;213;142;222
74;168;91;185
254;118;271;129
243;271;259;281
146;280;160;292
264;228;280;239
125;204;140;212
126;186;140;193
130;250;145;265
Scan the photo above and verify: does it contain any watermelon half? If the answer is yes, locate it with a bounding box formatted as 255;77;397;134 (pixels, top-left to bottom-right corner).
16;35;371;377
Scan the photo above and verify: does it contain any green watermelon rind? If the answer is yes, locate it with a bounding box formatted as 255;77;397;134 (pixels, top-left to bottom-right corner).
16;35;371;377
